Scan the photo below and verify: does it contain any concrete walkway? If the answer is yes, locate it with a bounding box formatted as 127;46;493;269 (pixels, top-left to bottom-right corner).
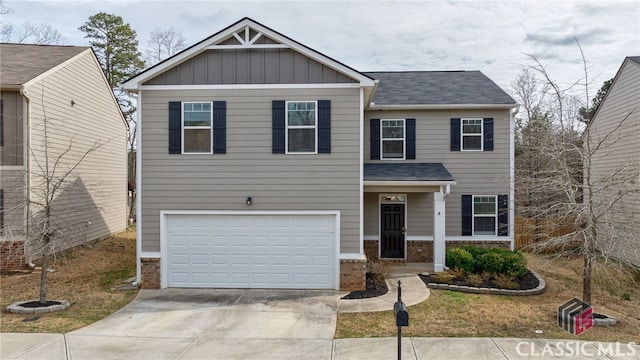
2;265;639;359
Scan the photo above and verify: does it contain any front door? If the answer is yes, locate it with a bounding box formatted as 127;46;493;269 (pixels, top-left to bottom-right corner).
381;204;405;258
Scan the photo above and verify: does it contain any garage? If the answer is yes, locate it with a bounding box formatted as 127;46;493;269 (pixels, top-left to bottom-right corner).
163;212;339;289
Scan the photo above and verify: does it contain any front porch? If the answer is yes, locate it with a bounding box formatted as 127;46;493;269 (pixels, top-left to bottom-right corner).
363;163;456;272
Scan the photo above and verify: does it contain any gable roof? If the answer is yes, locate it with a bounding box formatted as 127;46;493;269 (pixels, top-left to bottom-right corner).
123;17;375;90
628;56;640;64
0;43;89;87
364;71;517;108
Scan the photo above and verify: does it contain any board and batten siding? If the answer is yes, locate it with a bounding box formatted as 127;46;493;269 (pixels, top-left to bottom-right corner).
0;91;24;166
140;87;361;254
143;49;357;86
588;59;640;266
364;109;511;236
25;50;127;250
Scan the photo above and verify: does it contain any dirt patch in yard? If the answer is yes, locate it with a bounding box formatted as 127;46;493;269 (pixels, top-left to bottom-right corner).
0;228;138;333
336;253;640;343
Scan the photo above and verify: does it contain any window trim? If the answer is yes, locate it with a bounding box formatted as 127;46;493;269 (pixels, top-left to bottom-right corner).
380;119;406;160
472;195;497;236
461;118;483;152
182;101;213;154
285;100;318;154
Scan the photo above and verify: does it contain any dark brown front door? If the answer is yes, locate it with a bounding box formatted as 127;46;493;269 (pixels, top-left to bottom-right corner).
381;204;405;258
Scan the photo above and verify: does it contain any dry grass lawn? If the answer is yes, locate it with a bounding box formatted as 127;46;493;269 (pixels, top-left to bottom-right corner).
336;253;640;342
0;227;138;333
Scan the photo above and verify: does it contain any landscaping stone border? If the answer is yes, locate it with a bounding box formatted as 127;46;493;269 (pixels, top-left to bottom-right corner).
6;300;70;314
425;269;546;296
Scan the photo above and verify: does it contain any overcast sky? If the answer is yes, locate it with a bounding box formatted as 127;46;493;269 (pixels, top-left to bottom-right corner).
3;0;639;99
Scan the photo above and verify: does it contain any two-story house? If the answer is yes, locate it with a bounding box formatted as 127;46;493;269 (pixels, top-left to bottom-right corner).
0;44;128;270
585;56;640;268
123;18;517;291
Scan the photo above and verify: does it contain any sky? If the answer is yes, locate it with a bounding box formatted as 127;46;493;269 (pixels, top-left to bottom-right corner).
2;0;639;100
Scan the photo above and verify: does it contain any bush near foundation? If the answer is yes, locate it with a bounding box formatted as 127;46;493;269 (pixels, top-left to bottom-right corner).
446;246;527;277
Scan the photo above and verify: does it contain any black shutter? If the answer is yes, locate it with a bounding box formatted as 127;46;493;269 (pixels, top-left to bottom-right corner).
450;118;461;151
370;119;380;160
461;195;473;236
498;194;509;236
317;100;331;153
483;118;494;151
272;100;285;154
212;101;226;154
168;101;182;154
406;118;416;160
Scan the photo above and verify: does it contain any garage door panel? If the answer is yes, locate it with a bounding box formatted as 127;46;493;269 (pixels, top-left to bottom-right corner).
166;214;336;289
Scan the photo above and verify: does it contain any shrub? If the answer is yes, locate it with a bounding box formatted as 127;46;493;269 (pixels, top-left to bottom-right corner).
502;251;527;277
446;248;475;273
447;246;527;277
478;251;505;274
467;273;484;287
493;273;519;289
367;255;391;288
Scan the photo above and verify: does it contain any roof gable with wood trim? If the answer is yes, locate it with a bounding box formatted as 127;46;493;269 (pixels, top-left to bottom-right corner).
123;17;375;89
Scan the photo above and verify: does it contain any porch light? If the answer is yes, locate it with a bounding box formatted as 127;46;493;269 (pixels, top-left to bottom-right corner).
246;197;252;206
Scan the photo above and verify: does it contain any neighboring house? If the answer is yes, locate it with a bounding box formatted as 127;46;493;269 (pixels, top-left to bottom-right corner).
0;43;128;269
123;18;517;291
586;56;640;268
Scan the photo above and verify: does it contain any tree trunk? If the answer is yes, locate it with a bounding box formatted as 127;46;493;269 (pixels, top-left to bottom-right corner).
39;253;48;305
582;251;592;305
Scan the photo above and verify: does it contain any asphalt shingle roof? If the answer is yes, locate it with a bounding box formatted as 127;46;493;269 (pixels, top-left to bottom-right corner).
364;71;516;105
0;43;88;86
364;163;455;182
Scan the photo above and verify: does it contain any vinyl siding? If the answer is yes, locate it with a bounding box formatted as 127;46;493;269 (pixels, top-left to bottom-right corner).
364;192;433;237
0;91;24;166
364;109;511;236
143;49;357;86
0;169;25;237
140;87;361;253
587;59;640;266
25;50;127;251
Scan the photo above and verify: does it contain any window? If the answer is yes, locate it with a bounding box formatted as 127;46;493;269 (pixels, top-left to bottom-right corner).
462;118;482;151
183;102;212;153
286;101;317;153
473;195;497;235
381;119;405;159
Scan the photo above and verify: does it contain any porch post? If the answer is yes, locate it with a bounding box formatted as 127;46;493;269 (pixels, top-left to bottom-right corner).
433;191;446;272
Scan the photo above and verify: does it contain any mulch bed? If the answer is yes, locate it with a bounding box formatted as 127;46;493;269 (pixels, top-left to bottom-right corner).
418;269;540;290
342;273;389;299
17;300;63;308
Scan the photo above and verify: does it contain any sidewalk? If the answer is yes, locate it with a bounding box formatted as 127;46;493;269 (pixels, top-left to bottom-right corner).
2;333;638;359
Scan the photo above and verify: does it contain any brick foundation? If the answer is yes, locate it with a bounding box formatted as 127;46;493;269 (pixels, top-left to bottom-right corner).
407;240;434;262
0;240;28;271
140;258;161;289
340;259;366;291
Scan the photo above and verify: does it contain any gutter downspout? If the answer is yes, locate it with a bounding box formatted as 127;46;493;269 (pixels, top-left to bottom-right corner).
20;86;35;268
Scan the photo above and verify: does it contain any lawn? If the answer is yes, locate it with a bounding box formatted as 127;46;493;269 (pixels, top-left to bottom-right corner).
336;253;640;343
0;227;138;333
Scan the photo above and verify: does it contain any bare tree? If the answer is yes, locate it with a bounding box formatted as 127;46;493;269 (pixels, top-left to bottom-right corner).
0;1;65;45
25;88;101;305
144;27;186;66
515;43;639;305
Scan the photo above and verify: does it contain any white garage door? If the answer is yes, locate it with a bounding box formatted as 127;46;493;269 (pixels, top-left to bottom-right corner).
165;213;337;289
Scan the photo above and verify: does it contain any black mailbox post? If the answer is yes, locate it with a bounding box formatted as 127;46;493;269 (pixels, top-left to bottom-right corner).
394;280;409;360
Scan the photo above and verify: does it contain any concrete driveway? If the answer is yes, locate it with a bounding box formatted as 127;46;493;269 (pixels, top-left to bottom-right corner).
65;288;343;360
